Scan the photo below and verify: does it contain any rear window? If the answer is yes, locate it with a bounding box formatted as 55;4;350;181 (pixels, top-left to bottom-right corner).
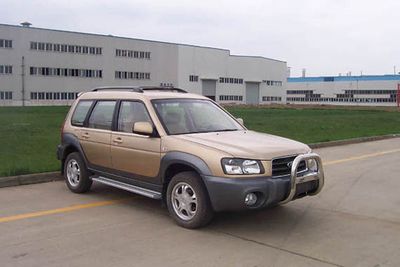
71;101;93;126
88;101;117;130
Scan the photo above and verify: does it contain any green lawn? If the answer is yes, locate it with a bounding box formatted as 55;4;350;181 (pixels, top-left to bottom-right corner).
226;106;400;144
0;106;70;177
0;106;399;177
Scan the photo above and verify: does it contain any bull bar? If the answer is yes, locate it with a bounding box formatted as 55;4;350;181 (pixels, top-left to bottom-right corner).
279;153;325;204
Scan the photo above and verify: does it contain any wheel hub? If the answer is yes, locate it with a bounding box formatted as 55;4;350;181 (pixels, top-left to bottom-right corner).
171;182;198;221
66;159;80;187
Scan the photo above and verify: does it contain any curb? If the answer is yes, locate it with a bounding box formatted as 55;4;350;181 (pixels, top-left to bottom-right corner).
0;134;399;188
0;171;63;188
309;134;400;149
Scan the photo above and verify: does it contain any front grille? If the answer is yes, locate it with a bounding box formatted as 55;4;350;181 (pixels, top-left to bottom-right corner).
272;155;307;177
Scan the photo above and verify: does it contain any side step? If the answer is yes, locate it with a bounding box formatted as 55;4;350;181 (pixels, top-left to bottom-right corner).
91;176;162;199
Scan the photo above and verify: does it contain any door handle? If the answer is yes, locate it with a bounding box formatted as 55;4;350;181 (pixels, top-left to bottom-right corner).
113;137;123;144
81;132;90;139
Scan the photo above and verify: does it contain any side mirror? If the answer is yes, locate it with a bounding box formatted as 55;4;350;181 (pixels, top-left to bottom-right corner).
133;121;153;136
236;118;244;125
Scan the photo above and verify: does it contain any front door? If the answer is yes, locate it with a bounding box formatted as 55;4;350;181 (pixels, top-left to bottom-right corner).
80;100;116;168
111;101;161;181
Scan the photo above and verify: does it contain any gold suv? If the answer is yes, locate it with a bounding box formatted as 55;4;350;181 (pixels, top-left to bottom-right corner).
57;86;324;228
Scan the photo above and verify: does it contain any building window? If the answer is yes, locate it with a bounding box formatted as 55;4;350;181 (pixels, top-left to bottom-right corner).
160;82;173;87
189;75;199;82
262;96;282;101
0;65;12;75
54;92;60;100
53;44;60;52
286;89;397;103
219;95;243;101
115;71;151;80
30;42;37;50
0;91;12;100
38;42;45;50
115;49;151;59
30;91;78;101
30;41;102;55
264;80;283;86
0;39;12;48
219;77;243;84
30;66;102;78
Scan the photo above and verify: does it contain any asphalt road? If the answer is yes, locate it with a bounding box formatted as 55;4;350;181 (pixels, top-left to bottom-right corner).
1;138;400;267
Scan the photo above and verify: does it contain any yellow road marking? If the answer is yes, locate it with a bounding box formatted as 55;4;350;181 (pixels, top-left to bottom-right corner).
0;199;126;224
1;148;400;224
324;148;400;166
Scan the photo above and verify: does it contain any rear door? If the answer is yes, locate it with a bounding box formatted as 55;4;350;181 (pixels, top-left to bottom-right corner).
111;100;161;181
79;100;117;169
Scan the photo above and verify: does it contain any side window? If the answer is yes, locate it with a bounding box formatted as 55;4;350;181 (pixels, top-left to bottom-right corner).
118;101;152;133
71;101;93;126
88;101;116;130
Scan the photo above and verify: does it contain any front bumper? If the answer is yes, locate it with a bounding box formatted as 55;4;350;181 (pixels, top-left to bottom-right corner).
202;153;324;212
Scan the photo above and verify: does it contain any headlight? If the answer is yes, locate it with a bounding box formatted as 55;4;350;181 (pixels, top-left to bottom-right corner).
221;158;262;175
307;158;318;172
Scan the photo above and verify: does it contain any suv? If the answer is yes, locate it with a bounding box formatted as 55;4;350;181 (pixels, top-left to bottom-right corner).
57;86;324;228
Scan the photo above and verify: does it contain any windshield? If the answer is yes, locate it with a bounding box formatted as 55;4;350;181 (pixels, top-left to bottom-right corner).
152;99;244;135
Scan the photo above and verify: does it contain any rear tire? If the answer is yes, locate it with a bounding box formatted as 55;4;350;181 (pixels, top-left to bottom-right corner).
64;152;92;193
166;171;214;229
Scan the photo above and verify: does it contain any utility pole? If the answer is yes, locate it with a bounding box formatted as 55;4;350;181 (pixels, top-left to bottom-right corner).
21;56;25;106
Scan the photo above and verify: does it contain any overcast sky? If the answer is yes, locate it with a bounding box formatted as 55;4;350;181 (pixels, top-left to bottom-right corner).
1;0;399;77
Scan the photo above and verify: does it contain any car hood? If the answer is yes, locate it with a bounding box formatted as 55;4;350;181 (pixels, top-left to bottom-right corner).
174;130;311;160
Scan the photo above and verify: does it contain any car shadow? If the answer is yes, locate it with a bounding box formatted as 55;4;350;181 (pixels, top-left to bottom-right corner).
88;182;314;233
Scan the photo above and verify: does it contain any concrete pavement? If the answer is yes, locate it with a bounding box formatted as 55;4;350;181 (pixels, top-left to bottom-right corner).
1;138;400;267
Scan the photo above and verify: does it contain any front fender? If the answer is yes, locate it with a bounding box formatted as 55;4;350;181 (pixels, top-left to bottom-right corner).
159;151;212;183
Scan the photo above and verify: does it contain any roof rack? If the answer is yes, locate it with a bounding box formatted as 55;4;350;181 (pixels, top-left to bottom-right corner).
92;86;143;92
91;86;187;93
142;87;187;93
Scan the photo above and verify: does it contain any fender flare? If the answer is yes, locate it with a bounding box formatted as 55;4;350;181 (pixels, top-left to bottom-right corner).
60;133;90;169
159;151;212;183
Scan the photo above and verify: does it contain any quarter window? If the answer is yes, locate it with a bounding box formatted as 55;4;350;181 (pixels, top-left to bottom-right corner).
88;101;116;130
71;101;93;126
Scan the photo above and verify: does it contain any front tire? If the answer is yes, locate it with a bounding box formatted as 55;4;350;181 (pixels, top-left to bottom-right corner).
64;152;92;193
166;171;214;229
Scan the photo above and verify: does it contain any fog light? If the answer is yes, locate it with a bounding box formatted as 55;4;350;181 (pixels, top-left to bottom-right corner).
245;193;257;206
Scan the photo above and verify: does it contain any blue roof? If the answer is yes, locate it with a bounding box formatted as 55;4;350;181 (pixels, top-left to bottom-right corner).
288;75;400;83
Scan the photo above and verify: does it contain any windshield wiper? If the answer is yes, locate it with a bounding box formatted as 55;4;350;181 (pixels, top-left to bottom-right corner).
216;129;239;132
184;129;239;134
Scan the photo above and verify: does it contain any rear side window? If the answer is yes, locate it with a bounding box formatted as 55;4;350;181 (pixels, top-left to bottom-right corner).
88;101;116;130
71;101;93;126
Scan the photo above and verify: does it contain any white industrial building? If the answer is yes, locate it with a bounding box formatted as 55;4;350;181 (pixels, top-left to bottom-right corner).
0;23;287;106
287;75;400;106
